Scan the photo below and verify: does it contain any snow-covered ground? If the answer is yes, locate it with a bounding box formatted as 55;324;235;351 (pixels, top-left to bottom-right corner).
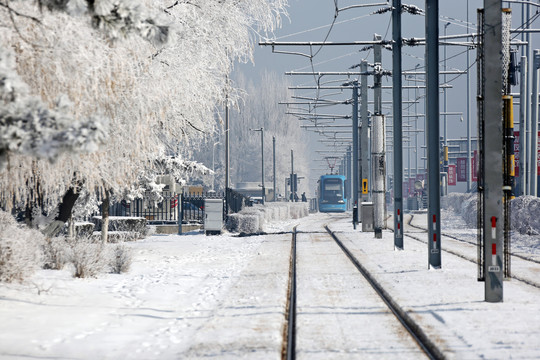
0;210;539;359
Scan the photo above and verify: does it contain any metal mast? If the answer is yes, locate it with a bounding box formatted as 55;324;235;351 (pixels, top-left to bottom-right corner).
393;0;404;249
426;0;441;268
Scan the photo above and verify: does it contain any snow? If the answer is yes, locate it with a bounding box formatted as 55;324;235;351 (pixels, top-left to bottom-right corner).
1;211;539;359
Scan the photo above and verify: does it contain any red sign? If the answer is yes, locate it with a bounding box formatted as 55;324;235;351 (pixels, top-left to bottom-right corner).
514;130;520;176
472;150;478;182
448;165;457;186
456;158;467;182
513;131;540;176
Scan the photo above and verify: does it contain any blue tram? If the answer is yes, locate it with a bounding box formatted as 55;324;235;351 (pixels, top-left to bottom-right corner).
318;175;347;212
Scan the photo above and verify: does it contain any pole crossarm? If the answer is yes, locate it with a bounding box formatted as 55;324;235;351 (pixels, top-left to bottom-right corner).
286;71;378;76
259;40;392;47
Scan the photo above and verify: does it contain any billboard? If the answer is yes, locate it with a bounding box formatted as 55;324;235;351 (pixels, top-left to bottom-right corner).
513;131;540;177
448;165;457;186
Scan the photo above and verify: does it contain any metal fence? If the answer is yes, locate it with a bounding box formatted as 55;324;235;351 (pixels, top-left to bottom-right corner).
107;191;180;224
102;189;250;225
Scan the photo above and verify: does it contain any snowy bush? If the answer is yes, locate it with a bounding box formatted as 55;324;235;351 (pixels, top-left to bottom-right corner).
225;202;309;234
443;193;540;234
108;244;133;274
0;211;45;283
68;237;108;278
442;192;477;227
42;237;72;270
511;196;540;235
91;217;147;239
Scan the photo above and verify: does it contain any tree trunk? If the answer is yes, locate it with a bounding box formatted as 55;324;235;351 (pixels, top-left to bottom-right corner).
67;214;75;239
101;190;110;243
42;186;81;238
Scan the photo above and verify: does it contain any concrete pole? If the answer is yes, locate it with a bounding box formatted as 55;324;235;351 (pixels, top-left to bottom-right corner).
369;34;382;202
483;0;504;303
290;150;294;200
372;115;386;238
261;128;265;204
531;50;540;196
347;146;352;204
273;136;277;201
415;64;420;180
467;0;472;192
520;56;528;195
225;100;230;191
361;61;370;203
374;34;382;115
353;82;360;225
426;0;441;268
526;4;533;196
393;0;404;249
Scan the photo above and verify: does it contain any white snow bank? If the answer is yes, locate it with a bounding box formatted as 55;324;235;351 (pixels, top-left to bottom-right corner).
443;192;540;235
226;202;309;233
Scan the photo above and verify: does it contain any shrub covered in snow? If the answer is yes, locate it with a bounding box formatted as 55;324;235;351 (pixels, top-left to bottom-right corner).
0;211;45;283
108;244;133;274
510;196;540;235
442;192;477;227
226;202;309;234
443;193;540;235
42;237;72;270
91;216;147;239
68;237;109;278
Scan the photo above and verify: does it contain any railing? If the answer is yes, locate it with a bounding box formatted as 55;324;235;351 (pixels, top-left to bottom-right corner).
101;190;249;226
106;191;180;224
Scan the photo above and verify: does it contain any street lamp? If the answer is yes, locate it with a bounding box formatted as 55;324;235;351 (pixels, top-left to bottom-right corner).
249;127;265;204
212;141;220;191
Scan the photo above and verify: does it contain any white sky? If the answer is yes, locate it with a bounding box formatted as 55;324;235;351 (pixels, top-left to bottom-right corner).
236;0;540;190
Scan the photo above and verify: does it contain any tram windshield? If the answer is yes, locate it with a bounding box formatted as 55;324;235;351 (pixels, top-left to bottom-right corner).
322;178;343;202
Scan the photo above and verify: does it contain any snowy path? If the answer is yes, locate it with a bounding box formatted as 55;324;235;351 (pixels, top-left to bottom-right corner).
0;233;291;359
1;212;539;359
295;216;426;359
329;216;540;359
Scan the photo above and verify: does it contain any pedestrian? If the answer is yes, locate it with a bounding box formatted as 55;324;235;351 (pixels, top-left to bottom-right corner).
301;192;307;202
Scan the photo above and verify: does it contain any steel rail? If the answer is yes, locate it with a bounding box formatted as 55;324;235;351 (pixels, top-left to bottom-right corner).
325;225;445;360
283;227;297;360
403;215;540;289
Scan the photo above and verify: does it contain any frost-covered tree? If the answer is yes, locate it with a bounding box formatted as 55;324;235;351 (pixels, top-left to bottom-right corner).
0;0;288;233
229;71;310;197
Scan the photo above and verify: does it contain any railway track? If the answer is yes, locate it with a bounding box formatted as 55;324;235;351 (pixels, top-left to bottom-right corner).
402;214;540;289
282;220;443;360
407;214;540;266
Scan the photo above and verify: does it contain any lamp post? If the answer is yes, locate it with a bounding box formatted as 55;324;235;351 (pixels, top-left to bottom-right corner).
212;141;220;191
250;128;265;204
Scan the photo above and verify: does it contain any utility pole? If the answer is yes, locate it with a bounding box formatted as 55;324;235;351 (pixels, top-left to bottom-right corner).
372;33;386;238
426;0;441;268
530;50;539;197
353;81;360;227
481;0;504;302
393;0;404;249
467;0;472;192
273;136;277;201
290;150;294;200
520;56;528;195
225;97;230;192
360;61;370;203
250;128;265;204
